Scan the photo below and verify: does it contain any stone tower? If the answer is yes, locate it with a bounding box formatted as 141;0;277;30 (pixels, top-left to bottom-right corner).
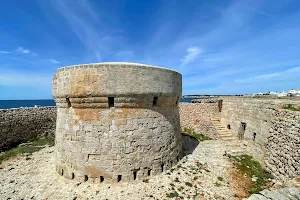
52;62;182;183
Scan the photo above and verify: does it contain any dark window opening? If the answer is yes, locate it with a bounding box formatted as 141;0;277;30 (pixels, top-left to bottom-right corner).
161;164;164;172
71;173;75;179
61;169;64;176
100;176;104;183
84;175;88;182
170;161;173;167
133;171;137;180
147;169;151;176
153;96;158;106
66;98;71;108
108;97;114;108
253;132;257;141
117;175;122;182
227;124;231;129
175;97;180;105
177;156;179;162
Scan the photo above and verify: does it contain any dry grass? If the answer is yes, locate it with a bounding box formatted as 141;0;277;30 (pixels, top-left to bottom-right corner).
229;167;252;199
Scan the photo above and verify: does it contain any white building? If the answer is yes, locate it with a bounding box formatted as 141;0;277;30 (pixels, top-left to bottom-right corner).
278;91;287;97
288;89;300;97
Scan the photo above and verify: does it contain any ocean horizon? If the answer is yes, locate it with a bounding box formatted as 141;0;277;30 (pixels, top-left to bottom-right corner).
0;99;56;109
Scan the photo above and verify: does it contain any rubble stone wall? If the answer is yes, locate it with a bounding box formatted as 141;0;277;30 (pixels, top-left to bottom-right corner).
221;97;300;180
0;107;56;151
179;102;220;139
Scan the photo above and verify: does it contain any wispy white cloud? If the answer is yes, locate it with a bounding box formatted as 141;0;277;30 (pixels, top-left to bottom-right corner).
48;59;60;64
235;73;280;83
16;47;31;54
180;47;203;67
0;50;9;54
49;0;126;62
246;6;274;18
113;50;135;61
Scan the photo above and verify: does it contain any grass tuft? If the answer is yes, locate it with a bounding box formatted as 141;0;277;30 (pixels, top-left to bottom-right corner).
166;191;179;198
185;182;193;187
282;104;300;112
0;135;55;164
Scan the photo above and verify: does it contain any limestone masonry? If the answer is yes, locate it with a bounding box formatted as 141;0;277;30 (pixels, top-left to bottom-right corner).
0;107;56;151
52;62;182;183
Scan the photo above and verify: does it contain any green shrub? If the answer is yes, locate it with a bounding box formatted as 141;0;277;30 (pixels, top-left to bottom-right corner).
282;104;300;112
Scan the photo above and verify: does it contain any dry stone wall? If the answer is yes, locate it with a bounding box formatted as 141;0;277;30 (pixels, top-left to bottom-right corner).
0;107;56;151
265;109;300;180
179;102;220;138
221;97;300;180
52;63;182;183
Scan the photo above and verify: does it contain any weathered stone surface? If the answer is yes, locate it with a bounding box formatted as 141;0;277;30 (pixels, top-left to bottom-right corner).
245;188;300;200
52;62;182;183
0;107;56;151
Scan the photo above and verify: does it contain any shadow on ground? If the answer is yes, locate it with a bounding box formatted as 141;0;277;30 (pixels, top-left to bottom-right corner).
182;133;199;155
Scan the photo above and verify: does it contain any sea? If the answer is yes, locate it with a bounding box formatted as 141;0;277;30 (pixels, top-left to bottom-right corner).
0;99;56;109
0;98;196;109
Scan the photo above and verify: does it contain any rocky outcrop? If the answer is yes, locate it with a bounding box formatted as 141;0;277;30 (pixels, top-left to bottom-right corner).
245;187;300;200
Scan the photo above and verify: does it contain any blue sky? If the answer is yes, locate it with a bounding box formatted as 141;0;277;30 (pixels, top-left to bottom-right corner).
0;0;300;99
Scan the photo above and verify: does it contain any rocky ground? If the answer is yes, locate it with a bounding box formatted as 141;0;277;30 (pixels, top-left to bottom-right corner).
0;139;299;200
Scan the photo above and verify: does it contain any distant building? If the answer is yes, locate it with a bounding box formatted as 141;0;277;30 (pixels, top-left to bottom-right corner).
277;91;287;97
288;89;300;97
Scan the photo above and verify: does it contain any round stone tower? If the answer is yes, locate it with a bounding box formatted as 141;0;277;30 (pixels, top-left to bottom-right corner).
52;62;182;183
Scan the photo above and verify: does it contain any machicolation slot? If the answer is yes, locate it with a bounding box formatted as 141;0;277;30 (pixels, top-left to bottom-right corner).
100;176;104;183
66;98;71;108
161;164;164;172
153;96;158;106
133;171;137;180
175;97;179;105
84;175;88;182
108;97;114;108
117;175;122;182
